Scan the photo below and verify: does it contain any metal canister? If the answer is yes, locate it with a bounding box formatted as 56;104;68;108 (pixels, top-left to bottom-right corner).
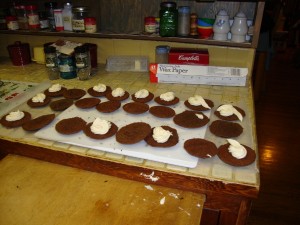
159;2;178;37
58;54;77;79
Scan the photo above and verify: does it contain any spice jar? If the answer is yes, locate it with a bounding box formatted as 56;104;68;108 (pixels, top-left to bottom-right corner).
72;6;89;33
15;5;28;30
75;45;91;80
159;2;178;37
84;17;96;33
26;5;40;30
6;16;19;30
39;11;49;30
144;17;156;34
178;6;190;36
44;45;59;80
83;43;97;69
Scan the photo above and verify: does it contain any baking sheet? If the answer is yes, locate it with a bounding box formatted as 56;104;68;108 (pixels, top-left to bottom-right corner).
35;96;211;168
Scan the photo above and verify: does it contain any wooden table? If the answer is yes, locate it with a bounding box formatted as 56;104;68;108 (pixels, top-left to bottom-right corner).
0;62;260;225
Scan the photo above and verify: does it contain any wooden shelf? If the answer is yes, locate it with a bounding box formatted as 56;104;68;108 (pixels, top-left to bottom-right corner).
0;30;253;48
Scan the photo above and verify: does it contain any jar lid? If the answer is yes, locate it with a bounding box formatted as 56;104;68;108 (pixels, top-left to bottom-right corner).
84;17;96;22
178;6;190;14
5;15;17;20
160;2;177;8
64;2;72;8
144;17;156;22
44;46;56;54
156;45;170;54
73;7;89;13
25;5;38;10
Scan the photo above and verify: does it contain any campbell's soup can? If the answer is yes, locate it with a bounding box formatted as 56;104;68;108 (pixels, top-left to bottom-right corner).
168;47;209;65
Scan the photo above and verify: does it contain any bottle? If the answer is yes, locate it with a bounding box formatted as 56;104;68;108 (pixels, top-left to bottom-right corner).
178;6;190;36
45;2;57;31
54;9;63;31
39;11;49;30
159;2;178;37
62;2;73;31
190;13;198;36
74;45;91;80
26;5;40;30
44;45;59;80
155;45;170;64
72;6;89;33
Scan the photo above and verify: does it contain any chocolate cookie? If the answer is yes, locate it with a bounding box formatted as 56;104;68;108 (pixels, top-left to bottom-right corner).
0;111;31;128
123;102;149;114
145;126;179;148
22;114;55;131
154;96;179;106
184;138;218;159
209;120;243;138
75;97;100;109
173;110;209;128
116;122;151;144
83;122;118;139
50;99;73;111
96;100;121;113
184;99;214;111
149;106;175;118
55;117;86;135
27;96;51;108
218;143;256;167
131;92;154;103
63;88;86;100
87;86;112;97
44;87;67;97
106;91;129;101
214;105;246;121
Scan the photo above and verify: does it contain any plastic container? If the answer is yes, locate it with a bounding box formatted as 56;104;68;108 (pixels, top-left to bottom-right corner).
178;6;190;36
106;56;149;72
26;5;40;30
72;6;88;32
54;8;63;31
44;45;59;80
62;2;73;31
155;45;169;64
159;2;178;37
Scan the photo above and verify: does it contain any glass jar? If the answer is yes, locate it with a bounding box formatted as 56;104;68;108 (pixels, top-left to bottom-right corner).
26;5;40;30
178;6;190;36
72;6;88;33
44;45;59;80
84;17;96;33
58;54;77;79
15;5;28;30
159;2;178;37
75;45;91;80
39;11;49;30
155;45;170;64
6;16;19;30
144;17;156;34
45;2;57;31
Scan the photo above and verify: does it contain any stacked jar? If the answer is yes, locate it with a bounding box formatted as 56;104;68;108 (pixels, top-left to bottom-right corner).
159;2;178;37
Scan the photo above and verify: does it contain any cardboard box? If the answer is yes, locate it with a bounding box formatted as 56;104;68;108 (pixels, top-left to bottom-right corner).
149;63;248;86
168;48;209;65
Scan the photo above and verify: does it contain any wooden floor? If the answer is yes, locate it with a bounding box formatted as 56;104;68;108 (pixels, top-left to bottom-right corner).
247;48;300;225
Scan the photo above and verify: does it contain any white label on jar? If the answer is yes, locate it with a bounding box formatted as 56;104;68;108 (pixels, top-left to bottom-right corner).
145;24;156;33
72;19;85;31
8;21;19;30
85;24;96;33
28;14;39;25
59;64;72;72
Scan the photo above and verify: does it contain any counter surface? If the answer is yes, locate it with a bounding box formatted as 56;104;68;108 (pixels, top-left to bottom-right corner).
0;60;259;194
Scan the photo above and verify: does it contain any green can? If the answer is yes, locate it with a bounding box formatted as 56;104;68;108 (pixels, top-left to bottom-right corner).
159;2;178;37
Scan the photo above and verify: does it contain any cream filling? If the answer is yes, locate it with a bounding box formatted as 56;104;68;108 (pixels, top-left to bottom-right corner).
195;113;204;120
217;104;243;121
6;110;24;121
90;118;111;135
160;92;175;102
48;83;62;92
188;95;210;109
32;93;46;103
227;139;247;159
135;89;149;99
112;87;125;97
152;126;172;143
93;83;107;92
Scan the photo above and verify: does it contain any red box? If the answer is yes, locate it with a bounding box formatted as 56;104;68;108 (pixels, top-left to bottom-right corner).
168;48;209;65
